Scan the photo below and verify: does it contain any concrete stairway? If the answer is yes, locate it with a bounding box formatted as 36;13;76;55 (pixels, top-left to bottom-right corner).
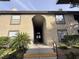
24;44;57;59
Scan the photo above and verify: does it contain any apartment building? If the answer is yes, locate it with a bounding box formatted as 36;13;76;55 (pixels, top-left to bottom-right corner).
0;11;79;45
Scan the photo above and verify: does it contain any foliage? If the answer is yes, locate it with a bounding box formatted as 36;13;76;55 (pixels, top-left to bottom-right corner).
1;49;16;59
1;49;16;58
0;49;5;57
0;37;9;48
72;45;79;49
70;4;79;8
65;52;76;59
58;43;68;49
0;32;30;59
62;35;79;46
10;32;31;50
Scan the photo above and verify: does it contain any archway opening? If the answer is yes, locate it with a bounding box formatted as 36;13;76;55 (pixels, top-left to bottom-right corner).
32;15;45;44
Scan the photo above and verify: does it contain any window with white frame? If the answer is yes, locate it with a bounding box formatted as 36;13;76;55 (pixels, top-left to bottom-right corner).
57;29;67;42
9;31;18;37
56;15;65;24
11;15;21;24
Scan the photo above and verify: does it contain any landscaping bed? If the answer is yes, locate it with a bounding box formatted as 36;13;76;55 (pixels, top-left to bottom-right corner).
58;35;79;59
0;32;31;59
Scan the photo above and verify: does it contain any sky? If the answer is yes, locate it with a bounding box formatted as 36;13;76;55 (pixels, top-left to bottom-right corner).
0;0;79;11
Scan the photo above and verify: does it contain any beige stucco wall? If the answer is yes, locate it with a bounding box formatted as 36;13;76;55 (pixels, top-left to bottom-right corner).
65;14;78;35
56;14;78;35
42;15;58;45
0;15;34;45
0;14;78;45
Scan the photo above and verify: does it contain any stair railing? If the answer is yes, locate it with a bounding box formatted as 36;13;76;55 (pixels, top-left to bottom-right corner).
52;41;58;59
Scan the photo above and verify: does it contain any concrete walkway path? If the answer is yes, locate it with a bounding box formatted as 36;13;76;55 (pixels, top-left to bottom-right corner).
24;44;57;59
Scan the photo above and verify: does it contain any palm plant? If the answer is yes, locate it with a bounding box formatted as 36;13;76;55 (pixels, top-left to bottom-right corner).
10;32;31;50
7;32;31;59
0;33;30;59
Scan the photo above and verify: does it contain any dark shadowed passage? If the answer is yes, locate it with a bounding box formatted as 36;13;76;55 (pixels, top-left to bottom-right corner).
32;15;45;44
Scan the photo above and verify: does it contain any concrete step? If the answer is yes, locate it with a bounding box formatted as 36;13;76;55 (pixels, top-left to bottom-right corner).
24;48;57;59
24;44;57;59
24;52;56;58
26;48;55;54
28;44;53;49
24;57;57;59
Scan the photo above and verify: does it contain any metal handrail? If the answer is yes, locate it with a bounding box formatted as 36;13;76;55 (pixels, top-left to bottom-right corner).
52;41;58;59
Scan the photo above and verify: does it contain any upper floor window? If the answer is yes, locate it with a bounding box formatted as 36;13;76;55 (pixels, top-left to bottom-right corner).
11;15;21;25
57;29;67;42
56;15;65;24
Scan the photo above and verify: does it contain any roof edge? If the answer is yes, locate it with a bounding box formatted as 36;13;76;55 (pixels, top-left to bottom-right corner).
0;11;79;14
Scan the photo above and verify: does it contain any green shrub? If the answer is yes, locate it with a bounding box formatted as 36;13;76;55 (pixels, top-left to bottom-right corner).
62;35;79;46
65;52;76;59
72;45;79;49
0;49;5;56
0;37;9;48
0;32;30;59
58;43;68;49
10;32;31;50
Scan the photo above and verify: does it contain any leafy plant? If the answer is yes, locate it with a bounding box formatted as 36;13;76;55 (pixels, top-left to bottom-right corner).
72;45;79;48
62;35;79;46
0;32;31;59
65;52;76;59
1;49;16;59
10;32;31;50
0;37;9;48
58;43;68;49
72;39;79;48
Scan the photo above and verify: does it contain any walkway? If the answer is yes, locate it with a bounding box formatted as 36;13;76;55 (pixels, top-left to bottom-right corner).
24;44;57;59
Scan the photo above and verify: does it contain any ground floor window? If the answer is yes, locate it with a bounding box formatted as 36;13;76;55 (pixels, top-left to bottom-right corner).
57;29;67;42
8;30;19;37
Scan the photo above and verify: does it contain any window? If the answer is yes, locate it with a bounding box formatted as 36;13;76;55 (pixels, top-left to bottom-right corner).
74;15;79;22
9;31;18;37
56;15;65;24
36;32;41;39
57;29;67;42
11;15;21;25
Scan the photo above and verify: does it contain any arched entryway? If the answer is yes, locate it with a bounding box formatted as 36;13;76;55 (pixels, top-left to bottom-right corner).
32;15;45;44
